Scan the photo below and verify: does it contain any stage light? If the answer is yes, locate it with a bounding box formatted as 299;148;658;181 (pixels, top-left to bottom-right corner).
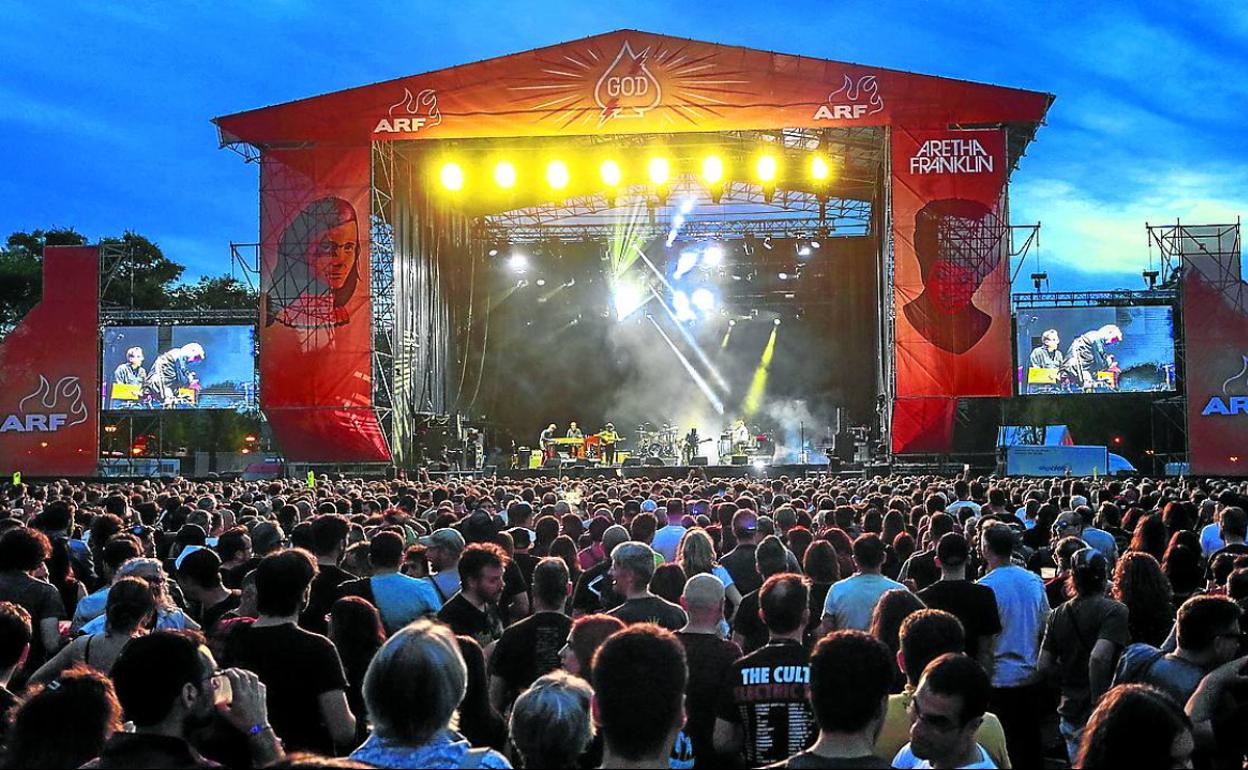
488;248;499;257
536;278;547;287
797;245;812;258
702;155;724;185
773;317;782;326
675;250;699;280
672;290;696;322
493;161;517;189
756;154;778;183
778;272;788;280
648;157;670;186
691;288;716;312
244;434;257;444
600;159;623;187
545;160;570;190
810;240;821;249
613;282;646;320
439;162;464;191
810;155;830;182
752;458;767;469
702;245;724;266
508;253;529;273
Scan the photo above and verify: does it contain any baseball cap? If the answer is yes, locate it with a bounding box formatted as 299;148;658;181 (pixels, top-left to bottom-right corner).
419;527;466;552
1071;547;1108;581
640;500;659;513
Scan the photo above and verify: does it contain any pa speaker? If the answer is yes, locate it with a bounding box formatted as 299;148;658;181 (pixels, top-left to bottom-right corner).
731;455;749;466
543;458;561;469
643;456;666;466
691;457;709;466
622;458;642;467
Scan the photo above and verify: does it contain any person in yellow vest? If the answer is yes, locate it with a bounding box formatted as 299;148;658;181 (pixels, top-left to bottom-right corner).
598;423;620;466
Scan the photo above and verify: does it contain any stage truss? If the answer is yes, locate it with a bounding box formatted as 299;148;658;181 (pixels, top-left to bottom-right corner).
369;128;892;465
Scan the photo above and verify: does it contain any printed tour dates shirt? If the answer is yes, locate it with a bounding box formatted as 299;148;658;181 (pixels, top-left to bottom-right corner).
716;638;815;766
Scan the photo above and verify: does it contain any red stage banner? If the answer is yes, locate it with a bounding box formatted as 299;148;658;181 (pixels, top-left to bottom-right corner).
215;31;1051;146
260;146;391;463
891;127;1011;453
891;397;958;455
1182;268;1248;476
0;246;100;477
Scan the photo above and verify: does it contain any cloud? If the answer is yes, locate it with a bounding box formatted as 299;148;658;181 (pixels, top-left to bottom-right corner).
1012;164;1248;276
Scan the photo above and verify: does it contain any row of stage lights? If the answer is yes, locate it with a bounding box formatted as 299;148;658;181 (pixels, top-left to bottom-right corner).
436;153;836;197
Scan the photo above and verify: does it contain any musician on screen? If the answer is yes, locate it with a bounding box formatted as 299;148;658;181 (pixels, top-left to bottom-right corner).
110;346;148;409
145;343;205;408
1029;329;1064;369
1061;324;1123;392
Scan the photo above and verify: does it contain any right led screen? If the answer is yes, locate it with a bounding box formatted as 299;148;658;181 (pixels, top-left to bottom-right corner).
1016;305;1177;395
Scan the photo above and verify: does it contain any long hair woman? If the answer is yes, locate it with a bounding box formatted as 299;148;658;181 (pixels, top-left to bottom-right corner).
2;665;122;769
1112;551;1175;647
29;576;154;684
677;528;742;615
1076;684;1193;768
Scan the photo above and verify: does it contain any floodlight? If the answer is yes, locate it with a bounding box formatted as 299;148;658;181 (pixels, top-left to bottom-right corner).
600;159;623;187
810;155;830;182
493;161;516;189
546;160;570;190
648;157;671;186
702;245;724;266
508;253;528;273
439;162;464;191
756;154;778;183
702;155;724;185
691;288;716;312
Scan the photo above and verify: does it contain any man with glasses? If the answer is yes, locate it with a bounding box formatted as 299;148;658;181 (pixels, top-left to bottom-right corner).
89;630;282;768
893;653;996;769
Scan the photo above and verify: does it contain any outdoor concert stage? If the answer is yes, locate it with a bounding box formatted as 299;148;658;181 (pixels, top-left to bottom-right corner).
482;463;852;482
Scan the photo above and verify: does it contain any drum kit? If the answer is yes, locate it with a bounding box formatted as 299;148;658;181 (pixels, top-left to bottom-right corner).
634;422;680;460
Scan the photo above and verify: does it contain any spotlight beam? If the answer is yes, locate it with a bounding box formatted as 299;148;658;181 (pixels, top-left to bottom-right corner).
646;315;725;415
647;285;732;394
742;326;779;416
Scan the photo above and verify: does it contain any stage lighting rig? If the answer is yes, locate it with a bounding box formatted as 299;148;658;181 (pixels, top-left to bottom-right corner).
1030;272;1048;291
439;162;464;192
546;160;570;190
1142;269;1160;289
493;161;517;189
756;154;778;202
702;155;725;204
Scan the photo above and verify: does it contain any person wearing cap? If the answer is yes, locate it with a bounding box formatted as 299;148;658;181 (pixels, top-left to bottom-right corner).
339;531;442;635
421;528;466;604
571;525;630;615
598;423;620;466
720;510;763;596
1037;547;1129;763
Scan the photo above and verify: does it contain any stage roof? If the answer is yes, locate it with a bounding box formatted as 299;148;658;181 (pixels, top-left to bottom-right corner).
213;29;1053;166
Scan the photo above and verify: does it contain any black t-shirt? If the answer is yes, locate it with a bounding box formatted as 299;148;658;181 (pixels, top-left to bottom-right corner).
301;563;355;635
716;638;816;767
489;611;573;706
678;632;743;768
916;579;1002;661
901;550;940;591
722;545;762;597
734;589;768;654
0;571;67;676
513;551;540;591
222;622;348;755
571;560;622;615
1207;543;1248;580
438;593;504;647
221;556;261;590
200;591;242;634
607;594;687;631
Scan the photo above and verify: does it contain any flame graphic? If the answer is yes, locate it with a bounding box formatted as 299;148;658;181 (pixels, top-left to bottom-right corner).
17;375;89;427
386;88;442;126
828;74;884;115
1223;355;1248;395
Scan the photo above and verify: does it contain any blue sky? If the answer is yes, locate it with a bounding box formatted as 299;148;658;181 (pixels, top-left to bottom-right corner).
1;1;1245;291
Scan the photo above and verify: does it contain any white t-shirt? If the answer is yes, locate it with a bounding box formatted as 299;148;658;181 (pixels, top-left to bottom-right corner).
822;572;907;631
893;743;997;769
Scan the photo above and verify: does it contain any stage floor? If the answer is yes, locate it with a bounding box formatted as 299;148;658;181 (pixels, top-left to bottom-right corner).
477;463;850;481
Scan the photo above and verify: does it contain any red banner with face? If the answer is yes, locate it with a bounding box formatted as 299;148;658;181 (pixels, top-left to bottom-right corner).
260;146;390;463
0;246;100;476
891;128;1010;453
1183;269;1248;476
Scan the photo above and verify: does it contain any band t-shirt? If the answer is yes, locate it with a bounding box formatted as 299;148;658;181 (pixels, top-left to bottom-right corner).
717;638;815;767
678;632;744;767
489;611;573;706
608;594;688;631
437;593;504;647
571;559;623;614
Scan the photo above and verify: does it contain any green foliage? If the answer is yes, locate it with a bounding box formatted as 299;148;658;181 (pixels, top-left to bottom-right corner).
168;275;258;310
0;228;88;335
99;231;184;309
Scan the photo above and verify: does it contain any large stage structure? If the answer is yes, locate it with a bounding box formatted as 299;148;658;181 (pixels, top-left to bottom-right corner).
212;29;1054;469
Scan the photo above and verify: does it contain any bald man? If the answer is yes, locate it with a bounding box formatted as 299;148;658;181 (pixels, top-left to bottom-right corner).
678;574;743;766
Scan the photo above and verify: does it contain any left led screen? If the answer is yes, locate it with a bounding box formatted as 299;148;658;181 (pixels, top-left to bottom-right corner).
101;325;257;410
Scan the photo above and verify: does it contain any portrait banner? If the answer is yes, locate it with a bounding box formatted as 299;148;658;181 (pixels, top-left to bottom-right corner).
260;146;390;462
1182;268;1248;476
0;246;100;477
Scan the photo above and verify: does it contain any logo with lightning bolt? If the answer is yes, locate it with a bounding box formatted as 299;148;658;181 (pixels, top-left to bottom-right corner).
594;42;662;126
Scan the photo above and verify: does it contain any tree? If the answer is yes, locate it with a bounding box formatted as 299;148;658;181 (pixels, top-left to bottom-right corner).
0;228;87;335
99;231;184;309
168;275;259;311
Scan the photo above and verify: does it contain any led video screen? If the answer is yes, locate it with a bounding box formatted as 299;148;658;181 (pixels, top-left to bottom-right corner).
101;325;256;410
1016;305;1177;395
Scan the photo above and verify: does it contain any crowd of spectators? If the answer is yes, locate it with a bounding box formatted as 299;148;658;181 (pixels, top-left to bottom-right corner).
0;469;1245;768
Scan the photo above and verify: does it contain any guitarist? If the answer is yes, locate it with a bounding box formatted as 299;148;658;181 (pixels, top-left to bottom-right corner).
598;423;621;466
682;428;706;465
